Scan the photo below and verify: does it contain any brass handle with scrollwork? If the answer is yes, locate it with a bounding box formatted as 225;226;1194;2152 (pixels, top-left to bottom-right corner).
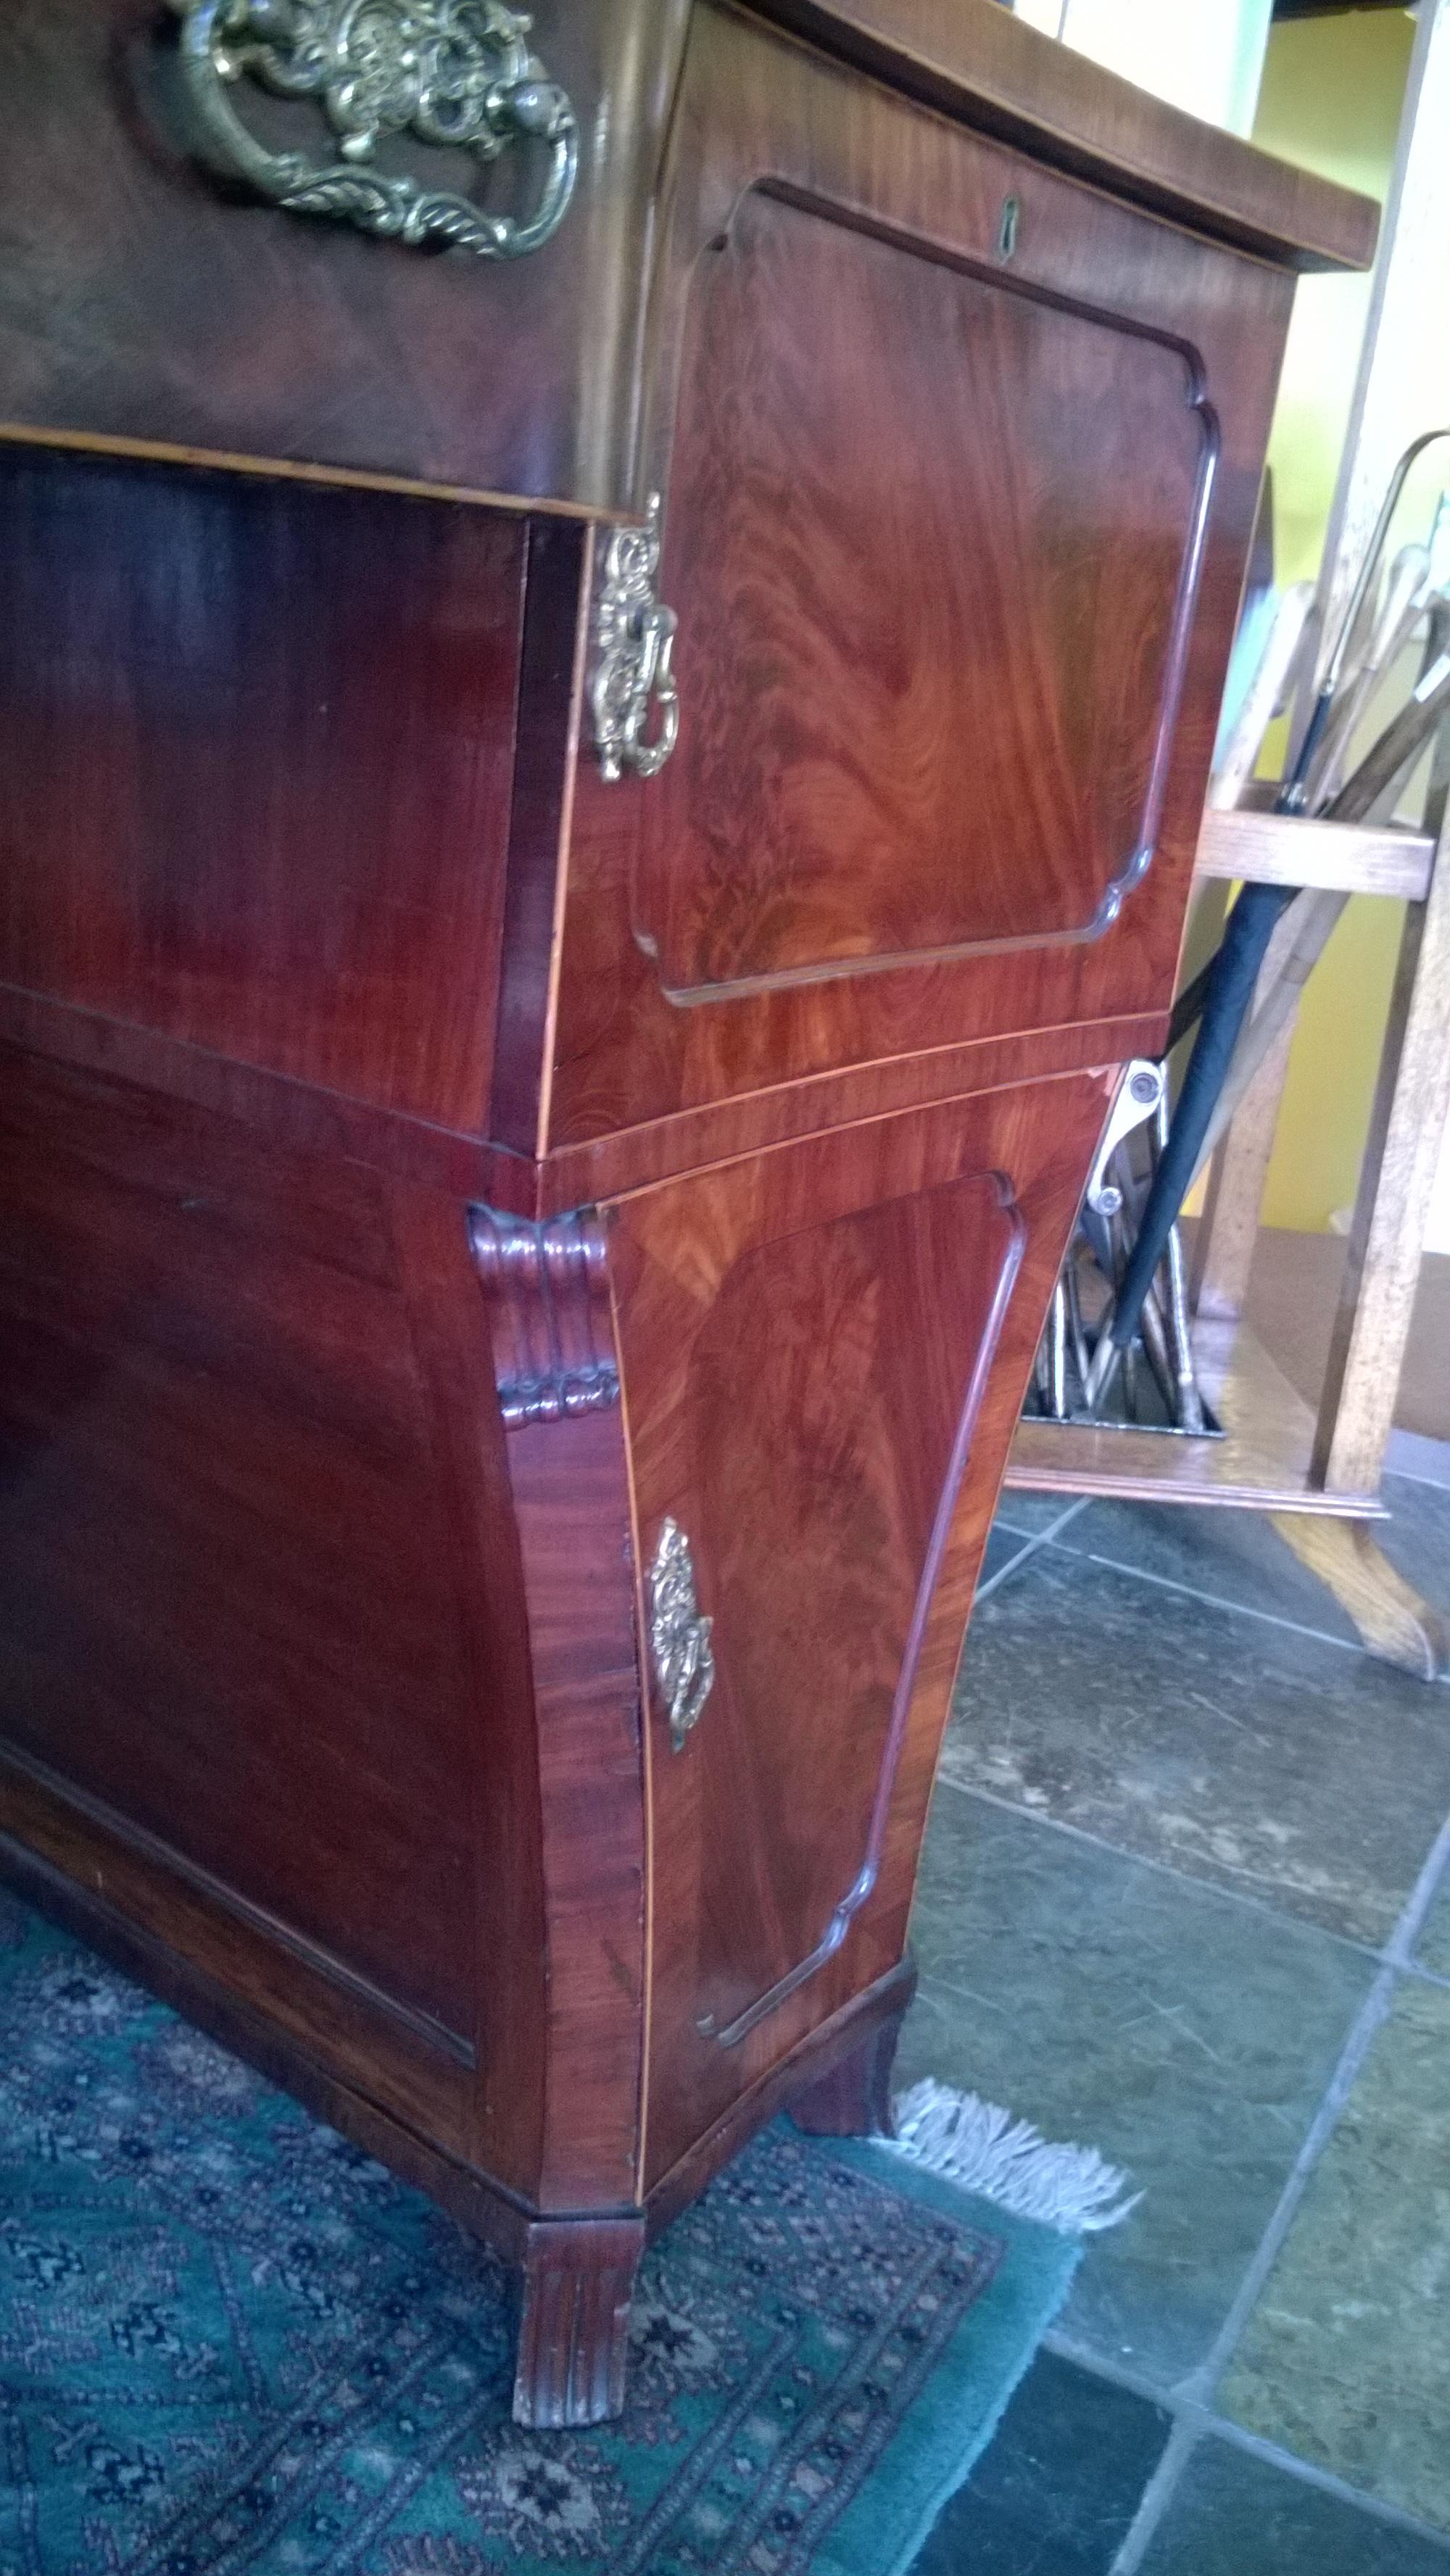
168;0;578;260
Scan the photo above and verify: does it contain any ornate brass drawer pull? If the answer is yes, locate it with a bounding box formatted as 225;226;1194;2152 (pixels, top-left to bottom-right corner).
169;0;579;260
592;495;681;783
648;1519;714;1753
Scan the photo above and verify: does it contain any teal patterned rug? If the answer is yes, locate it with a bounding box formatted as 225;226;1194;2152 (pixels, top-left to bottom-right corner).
0;1894;1077;2576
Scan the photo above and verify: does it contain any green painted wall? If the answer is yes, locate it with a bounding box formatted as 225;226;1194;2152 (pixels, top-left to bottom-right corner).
1249;10;1415;1231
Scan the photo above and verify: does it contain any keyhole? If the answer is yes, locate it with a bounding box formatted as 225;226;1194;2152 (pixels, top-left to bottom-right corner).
997;194;1021;261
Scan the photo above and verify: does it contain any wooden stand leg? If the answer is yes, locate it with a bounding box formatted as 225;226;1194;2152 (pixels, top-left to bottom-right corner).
1312;853;1450;1499
787;1982;914;2141
512;2216;646;2430
1190;909;1301;1325
1271;1514;1450;1681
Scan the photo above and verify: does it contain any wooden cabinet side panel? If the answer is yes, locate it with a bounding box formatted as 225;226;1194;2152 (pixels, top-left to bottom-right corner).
0;1052;492;2064
0;446;526;1131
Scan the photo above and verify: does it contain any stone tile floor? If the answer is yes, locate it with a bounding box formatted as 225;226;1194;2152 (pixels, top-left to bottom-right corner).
907;1450;1450;2573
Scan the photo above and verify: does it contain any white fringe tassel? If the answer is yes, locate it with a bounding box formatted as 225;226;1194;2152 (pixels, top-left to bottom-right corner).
883;2079;1140;2236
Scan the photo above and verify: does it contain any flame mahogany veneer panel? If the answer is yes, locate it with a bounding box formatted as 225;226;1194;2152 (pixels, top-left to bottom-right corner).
610;1073;1111;2193
638;188;1211;993
542;1;1298;1152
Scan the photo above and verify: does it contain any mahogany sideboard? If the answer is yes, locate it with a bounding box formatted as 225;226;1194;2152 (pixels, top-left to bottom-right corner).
0;0;1372;2426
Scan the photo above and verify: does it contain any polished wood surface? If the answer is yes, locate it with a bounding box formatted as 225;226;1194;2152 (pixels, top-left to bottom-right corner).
0;0;693;513
640;186;1210;994
753;0;1378;272
0;0;1375;2430
0;2;1370;515
0;1052;481;2042
0;446;524;1128
542;0;1298;1153
616;1076;1111;2191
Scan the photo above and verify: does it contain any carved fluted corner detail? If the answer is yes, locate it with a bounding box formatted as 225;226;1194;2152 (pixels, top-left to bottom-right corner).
169;0;579;261
469;1205;620;1429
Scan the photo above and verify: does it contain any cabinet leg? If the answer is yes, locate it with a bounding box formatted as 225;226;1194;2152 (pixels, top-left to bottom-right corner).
1272;1514;1450;1681
788;1985;914;2140
512;2216;646;2430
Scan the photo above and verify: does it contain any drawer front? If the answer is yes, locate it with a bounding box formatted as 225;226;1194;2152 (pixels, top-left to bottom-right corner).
610;1073;1110;2191
637;185;1213;998
0;0;674;508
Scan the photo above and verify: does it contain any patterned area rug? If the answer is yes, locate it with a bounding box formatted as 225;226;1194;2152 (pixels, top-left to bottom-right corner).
0;1894;1078;2576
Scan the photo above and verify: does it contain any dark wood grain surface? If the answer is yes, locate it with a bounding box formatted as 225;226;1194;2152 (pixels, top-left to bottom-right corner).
753;0;1378;271
0;1;1370;519
638;185;1211;995
0;1053;482;2042
0;445;525;1129
612;1073;1112;2191
0;0;692;511
540;1;1297;1152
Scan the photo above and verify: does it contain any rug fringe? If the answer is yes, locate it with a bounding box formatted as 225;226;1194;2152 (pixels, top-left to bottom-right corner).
883;2079;1140;2235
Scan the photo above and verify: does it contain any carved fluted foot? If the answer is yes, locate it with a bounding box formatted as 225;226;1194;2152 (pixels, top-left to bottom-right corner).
512;2216;647;2429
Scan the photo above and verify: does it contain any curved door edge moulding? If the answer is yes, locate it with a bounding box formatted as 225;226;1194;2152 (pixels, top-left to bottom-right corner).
695;1172;1027;2050
168;0;579;260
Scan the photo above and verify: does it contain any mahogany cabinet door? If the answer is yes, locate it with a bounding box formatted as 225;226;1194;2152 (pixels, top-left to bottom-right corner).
544;8;1293;1152
607;1073;1111;2190
637;183;1212;999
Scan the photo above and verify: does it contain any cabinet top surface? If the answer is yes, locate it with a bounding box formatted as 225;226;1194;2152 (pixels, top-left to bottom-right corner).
743;0;1376;273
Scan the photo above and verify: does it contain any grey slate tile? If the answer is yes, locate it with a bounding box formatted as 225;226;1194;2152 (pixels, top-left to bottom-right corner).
1045;1476;1449;1659
1047;1494;1364;1644
1138;2437;1450;2571
1220;1976;1450;2534
909;2349;1169;2575
979;1523;1037;1593
993;1492;1085;1538
1414;1878;1450;1981
900;1792;1372;2386
1378;1473;1450;1624
940;1545;1450;1944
